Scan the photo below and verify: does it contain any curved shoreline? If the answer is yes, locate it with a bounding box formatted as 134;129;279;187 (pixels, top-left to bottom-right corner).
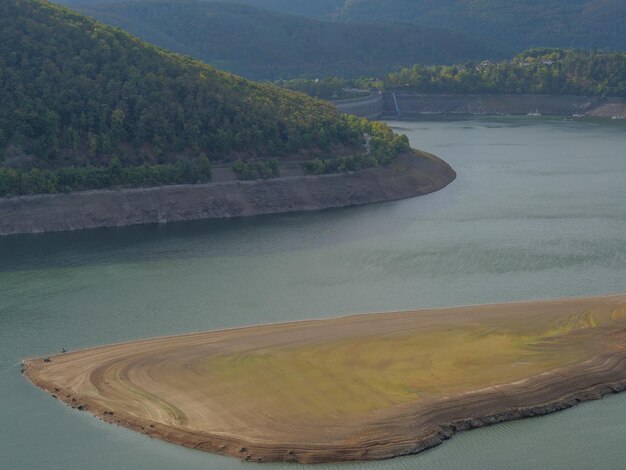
22;294;626;463
0;150;455;236
23;354;626;463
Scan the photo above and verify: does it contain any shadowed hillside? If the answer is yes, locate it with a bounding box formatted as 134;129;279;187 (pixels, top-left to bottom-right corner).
86;0;624;52
67;1;506;79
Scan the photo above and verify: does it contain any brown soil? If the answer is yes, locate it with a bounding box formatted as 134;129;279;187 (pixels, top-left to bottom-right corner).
23;294;626;463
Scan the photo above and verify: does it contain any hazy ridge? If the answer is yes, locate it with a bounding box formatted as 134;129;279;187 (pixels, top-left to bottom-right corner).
69;1;505;79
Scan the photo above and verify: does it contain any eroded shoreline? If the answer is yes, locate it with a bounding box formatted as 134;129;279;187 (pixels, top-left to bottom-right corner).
23;294;626;463
0;150;455;236
380;93;626;118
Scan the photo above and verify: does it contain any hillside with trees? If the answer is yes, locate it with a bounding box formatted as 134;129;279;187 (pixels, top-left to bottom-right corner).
98;0;625;52
278;49;626;98
0;0;412;197
66;1;504;80
386;49;626;96
329;0;626;52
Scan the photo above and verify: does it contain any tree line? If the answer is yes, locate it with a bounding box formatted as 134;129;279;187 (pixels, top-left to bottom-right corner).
232;158;280;180
386;49;626;96
302;117;410;175
277;49;626;98
230;116;411;180
0;157;212;197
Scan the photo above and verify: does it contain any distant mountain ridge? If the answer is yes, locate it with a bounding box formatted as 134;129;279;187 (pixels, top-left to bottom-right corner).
66;1;505;79
210;0;626;52
76;0;622;52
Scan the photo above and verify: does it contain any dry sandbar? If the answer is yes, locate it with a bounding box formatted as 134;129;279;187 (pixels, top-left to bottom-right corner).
24;294;626;463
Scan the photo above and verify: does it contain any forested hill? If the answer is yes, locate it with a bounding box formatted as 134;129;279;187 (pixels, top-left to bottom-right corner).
385;49;626;97
279;49;626;98
0;0;382;195
115;0;625;52
67;1;504;80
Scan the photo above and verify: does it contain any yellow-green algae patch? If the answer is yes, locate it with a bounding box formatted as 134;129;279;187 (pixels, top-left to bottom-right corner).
205;312;606;420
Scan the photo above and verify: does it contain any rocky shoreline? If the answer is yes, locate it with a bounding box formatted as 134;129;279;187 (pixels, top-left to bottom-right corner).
0;151;455;236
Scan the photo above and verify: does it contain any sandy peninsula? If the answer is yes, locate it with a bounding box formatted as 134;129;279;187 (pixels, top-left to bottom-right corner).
23;295;626;463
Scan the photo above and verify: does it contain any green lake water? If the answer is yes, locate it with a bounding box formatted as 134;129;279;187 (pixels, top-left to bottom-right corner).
1;116;625;469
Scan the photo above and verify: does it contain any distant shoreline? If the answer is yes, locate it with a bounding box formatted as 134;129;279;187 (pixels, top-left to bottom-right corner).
334;93;626;120
23;294;626;463
0;150;455;236
380;93;626;119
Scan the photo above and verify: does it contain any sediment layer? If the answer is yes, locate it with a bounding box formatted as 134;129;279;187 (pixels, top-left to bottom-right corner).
382;92;626;118
0;151;455;236
23;294;626;463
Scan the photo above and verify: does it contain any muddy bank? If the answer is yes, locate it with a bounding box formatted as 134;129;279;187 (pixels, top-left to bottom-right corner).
25;363;626;464
382;92;626;117
0;151;455;236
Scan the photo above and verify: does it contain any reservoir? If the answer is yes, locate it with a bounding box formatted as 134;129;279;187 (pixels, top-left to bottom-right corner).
1;116;625;469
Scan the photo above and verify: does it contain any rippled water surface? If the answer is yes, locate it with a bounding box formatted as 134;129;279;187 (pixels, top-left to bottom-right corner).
1;116;625;469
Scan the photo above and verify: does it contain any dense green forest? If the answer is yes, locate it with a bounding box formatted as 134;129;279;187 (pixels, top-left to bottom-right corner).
278;50;626;98
386;49;626;96
300;116;410;175
66;1;504;80
0;0;411;197
91;0;624;52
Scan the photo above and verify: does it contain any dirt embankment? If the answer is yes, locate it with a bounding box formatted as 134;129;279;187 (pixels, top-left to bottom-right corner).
382;92;626;117
0;151;455;236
